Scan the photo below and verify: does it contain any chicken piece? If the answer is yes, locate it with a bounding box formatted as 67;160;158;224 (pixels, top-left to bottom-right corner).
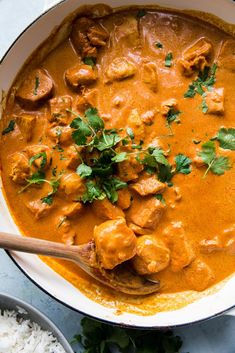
141;110;155;126
84;89;98;107
71;17;108;58
75;95;90;113
218;39;235;72
65;64;97;89
128;222;149;235
16;114;36;141
49;95;72;125
62;202;83;219
223;225;235;255
16;69;54;108
118;154;143;182
132;235;170;275
24;145;51;170
200;236;223;254
127;109;145;142
9;152;30;185
58;218;76;245
163;222;195;272
141;62;158;92
105;57;136;83
59;173;86;198
130;174;166;196
94;217;137;269
128;197;165;230
113;15;140;49
65;145;82;170
179;38;212;76
205;88;224;115
48;126;73;146
26;200;53;219
92;198;124;220
117;188;132;210
161;98;178;116
184;259;215;291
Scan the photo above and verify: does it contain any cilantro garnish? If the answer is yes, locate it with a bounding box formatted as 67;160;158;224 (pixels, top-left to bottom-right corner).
72;317;183;353
165;52;173;67
33;76;40;96
29;152;47;169
184;64;217;98
199;140;231;177
175;154;192;174
76;163;93;179
2;120;15;135
216;128;235;151
154;194;166;205
137;9;146;18
83;57;96;67
156;41;163;49
166;108;181;127
82;181;106;203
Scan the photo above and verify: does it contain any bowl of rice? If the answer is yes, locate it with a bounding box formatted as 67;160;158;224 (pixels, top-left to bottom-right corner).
0;292;74;353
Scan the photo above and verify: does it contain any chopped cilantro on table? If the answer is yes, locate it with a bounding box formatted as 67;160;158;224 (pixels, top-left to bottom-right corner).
165;52;173;67
71;317;183;353
2;120;15;135
198;140;231;177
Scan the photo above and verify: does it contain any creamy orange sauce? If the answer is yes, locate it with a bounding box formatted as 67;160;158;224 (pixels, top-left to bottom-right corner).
0;6;235;315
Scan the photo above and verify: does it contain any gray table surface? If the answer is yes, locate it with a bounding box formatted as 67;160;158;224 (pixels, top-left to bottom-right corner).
0;1;235;352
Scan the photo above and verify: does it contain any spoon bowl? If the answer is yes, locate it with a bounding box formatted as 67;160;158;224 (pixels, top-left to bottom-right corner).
0;232;160;295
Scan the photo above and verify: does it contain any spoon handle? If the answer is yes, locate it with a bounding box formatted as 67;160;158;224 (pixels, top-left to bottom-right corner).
0;232;78;261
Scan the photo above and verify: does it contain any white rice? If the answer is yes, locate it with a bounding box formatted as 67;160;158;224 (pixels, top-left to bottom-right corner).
0;310;66;353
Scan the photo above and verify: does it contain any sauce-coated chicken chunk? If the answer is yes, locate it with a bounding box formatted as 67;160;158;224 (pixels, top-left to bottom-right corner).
132;235;170;275
94;218;137;269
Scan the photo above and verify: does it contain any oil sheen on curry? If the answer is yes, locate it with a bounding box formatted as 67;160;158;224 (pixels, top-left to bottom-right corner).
1;5;235;315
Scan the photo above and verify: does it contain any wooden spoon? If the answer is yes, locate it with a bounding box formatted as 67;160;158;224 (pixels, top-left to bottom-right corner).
0;232;160;295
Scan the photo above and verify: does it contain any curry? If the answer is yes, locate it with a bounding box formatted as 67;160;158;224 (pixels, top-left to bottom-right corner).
0;5;235;315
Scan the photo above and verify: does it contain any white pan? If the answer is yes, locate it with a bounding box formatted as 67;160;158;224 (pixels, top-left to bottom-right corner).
0;0;235;328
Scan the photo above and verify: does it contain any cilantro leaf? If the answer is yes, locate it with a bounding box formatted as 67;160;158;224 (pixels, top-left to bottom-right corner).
111;152;127;163
199;140;231;177
210;156;231;175
2;120;15;135
158;164;173;184
216;128;235;151
72;317;183;353
184;64;217;99
29;152;47;169
137;9;146;18
70;116;92;145
154;194;166;205
126;127;135;140
102;178;127;203
76;163;93;178
199;140;216;165
41;194;53;205
82;181;106;203
156;41;163;49
201;97;208;114
85;108;104;132
166;108;181;126
165;52;173;67
83;57;96;67
96;132;121;151
175;154;192;174
33;76;40;95
151;148;169;166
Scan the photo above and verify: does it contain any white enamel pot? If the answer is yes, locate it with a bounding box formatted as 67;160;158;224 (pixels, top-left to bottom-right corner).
0;0;235;328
